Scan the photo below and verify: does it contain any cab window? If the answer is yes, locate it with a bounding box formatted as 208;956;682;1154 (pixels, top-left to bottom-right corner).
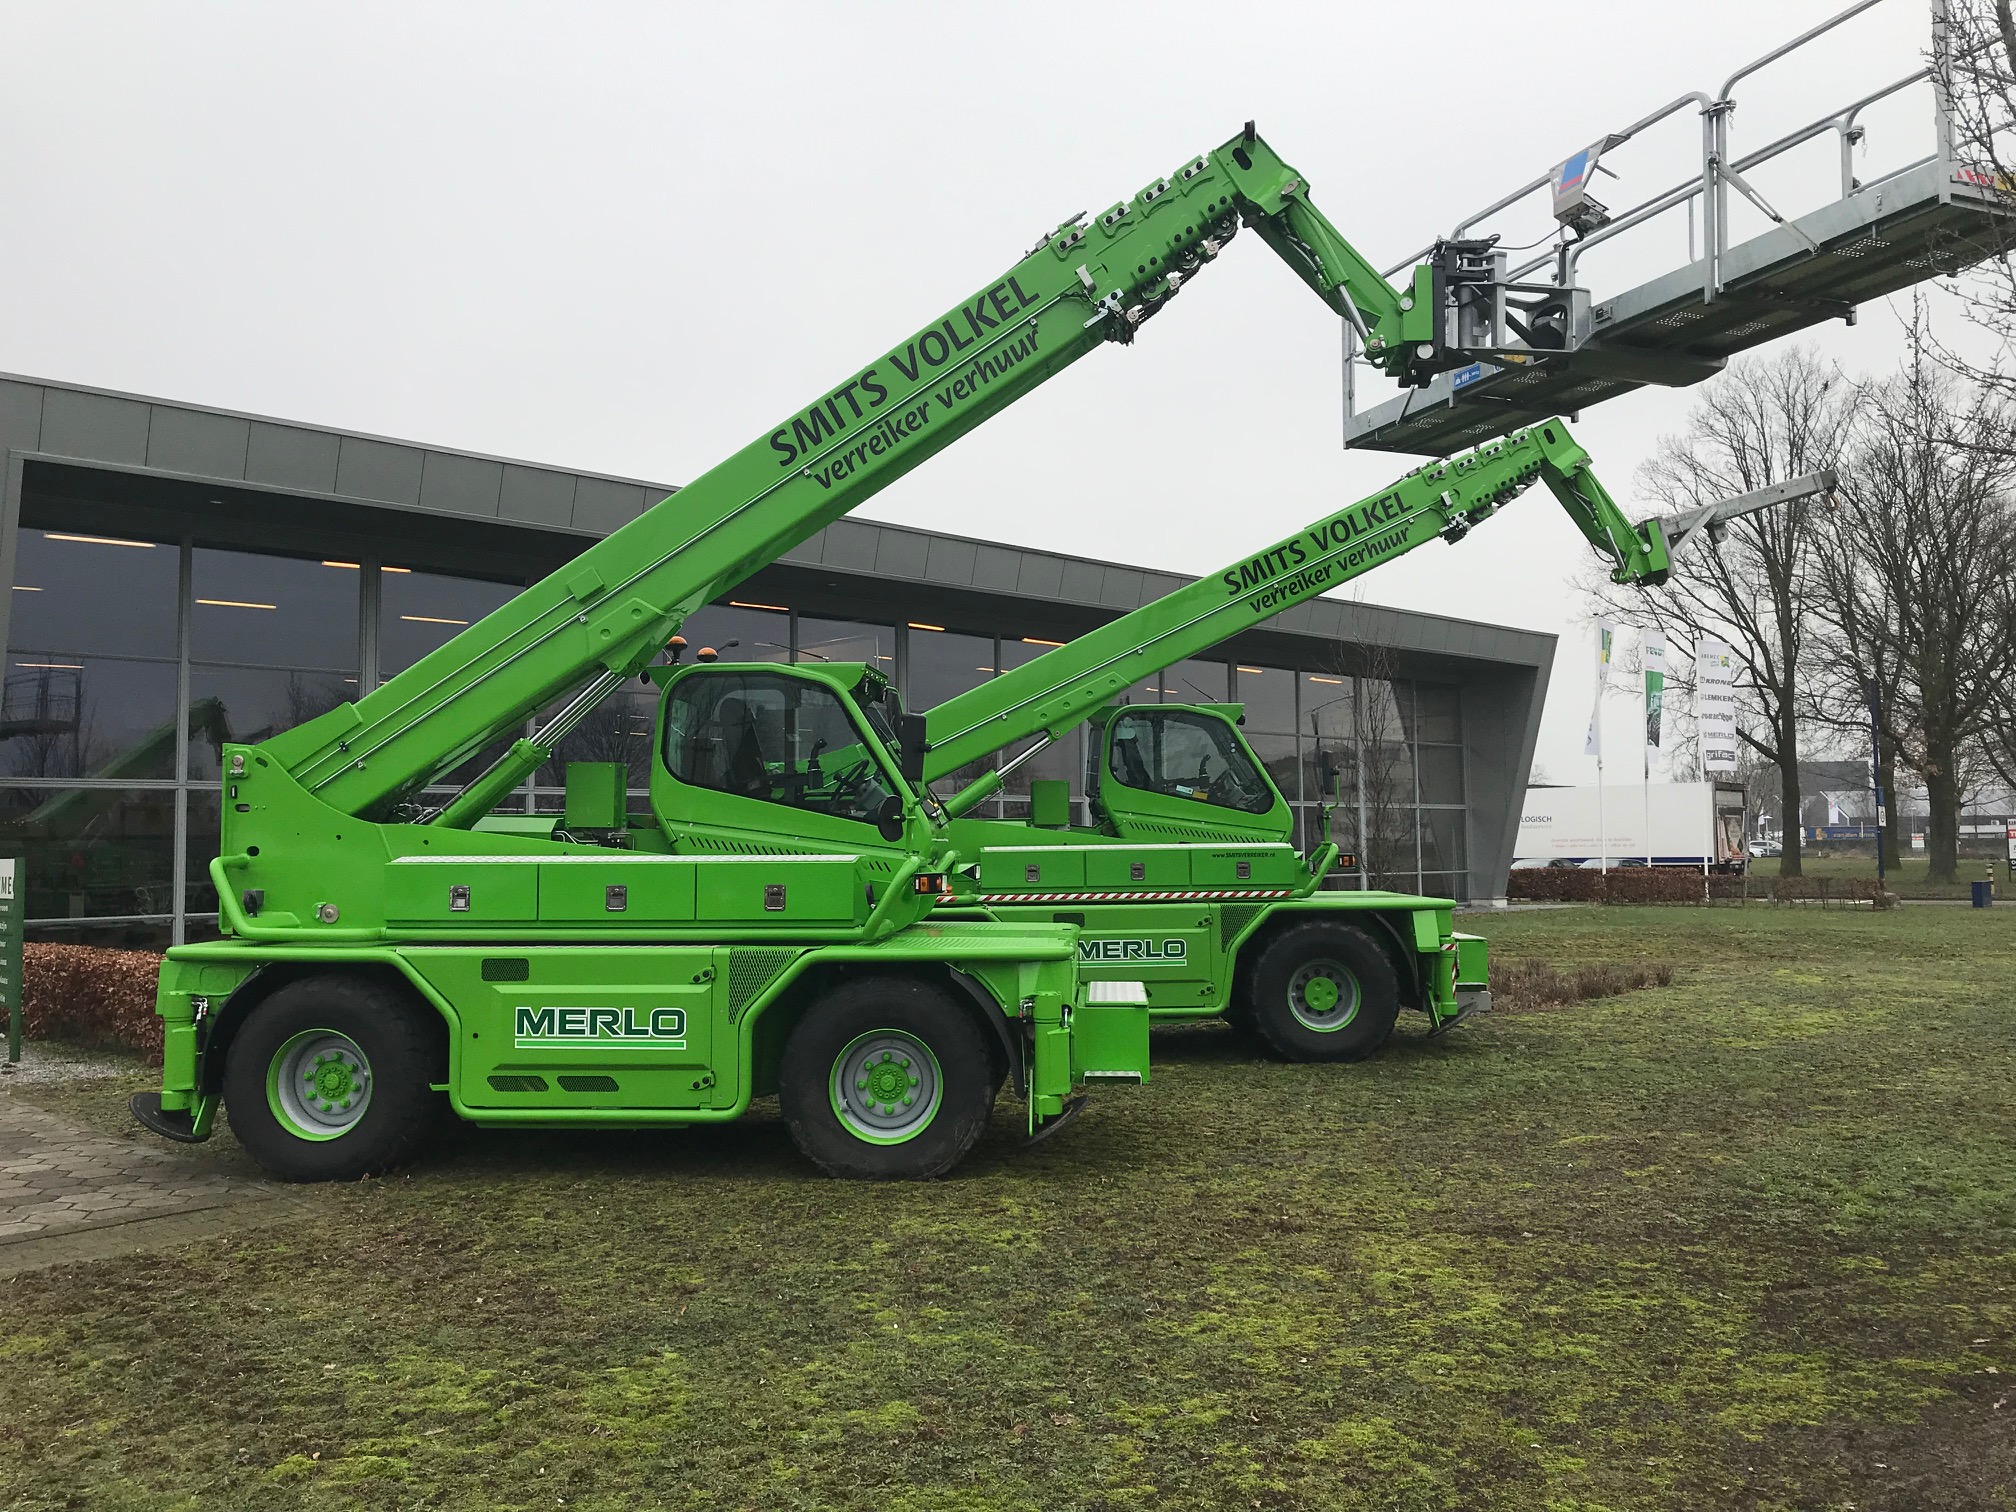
1106;709;1272;814
663;672;895;825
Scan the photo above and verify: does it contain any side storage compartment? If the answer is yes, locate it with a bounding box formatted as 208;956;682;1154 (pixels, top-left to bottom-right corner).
1072;980;1151;1083
402;945;735;1113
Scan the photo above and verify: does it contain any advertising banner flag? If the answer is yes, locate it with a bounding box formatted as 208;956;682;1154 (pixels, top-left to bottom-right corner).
1697;635;1739;773
1584;621;1616;757
1643;630;1668;750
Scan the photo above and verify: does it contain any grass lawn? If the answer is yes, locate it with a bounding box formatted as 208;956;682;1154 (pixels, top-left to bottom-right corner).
3;906;2013;1511
1746;851;2010;901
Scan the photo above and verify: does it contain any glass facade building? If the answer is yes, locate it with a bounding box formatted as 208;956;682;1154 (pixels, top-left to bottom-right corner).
0;375;1554;942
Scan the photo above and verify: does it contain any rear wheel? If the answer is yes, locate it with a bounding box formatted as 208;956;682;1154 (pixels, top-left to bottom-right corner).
1241;921;1400;1063
779;977;997;1179
223;973;446;1181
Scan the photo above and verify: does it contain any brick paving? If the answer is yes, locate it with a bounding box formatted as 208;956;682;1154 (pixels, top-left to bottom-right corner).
0;1098;306;1274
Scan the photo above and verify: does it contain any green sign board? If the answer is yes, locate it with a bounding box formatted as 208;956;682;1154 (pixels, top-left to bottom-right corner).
0;859;20;1062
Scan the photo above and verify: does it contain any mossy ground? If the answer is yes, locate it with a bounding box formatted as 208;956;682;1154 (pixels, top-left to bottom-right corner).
2;906;2011;1510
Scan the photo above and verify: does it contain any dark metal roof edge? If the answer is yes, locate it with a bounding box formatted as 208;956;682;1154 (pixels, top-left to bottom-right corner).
0;370;679;497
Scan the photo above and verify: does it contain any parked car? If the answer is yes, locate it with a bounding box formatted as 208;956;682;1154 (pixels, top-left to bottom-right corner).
1748;838;1782;858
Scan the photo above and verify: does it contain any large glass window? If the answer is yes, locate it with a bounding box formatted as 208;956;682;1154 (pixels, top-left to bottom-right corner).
679;604;791;665
905;628;995;710
1409;682;1462;745
1417;745;1465;806
188;549;360;779
6;530;179;781
377;567;519;680
1107;709;1272;814
1164;659;1229;705
0;786;177;921
663;670;896;826
797;616;894;671
1231;664;1296;733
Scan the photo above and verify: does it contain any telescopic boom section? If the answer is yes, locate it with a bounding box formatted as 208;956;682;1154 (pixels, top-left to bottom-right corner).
921;420;1682;784
255;128;1421;821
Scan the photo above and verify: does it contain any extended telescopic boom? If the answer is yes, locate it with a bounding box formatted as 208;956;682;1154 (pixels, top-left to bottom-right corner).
921;420;1832;792
258;127;1453;824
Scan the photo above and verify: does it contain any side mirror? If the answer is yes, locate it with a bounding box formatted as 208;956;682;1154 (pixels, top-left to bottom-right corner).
898;713;928;786
875;794;905;843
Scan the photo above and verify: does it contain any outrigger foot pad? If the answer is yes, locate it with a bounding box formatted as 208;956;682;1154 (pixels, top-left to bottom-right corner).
1026;1095;1089;1147
1427;989;1491;1037
129;1092;208;1144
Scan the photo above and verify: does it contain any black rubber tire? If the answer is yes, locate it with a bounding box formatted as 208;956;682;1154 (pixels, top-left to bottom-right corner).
779;976;997;1180
1241;921;1401;1064
222;973;447;1182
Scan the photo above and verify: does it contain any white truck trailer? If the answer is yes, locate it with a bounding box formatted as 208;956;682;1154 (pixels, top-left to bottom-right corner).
1516;782;1749;872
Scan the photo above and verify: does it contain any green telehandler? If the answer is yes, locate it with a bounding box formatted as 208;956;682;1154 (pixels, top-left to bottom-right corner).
133;125;1531;1181
664;419;1832;1061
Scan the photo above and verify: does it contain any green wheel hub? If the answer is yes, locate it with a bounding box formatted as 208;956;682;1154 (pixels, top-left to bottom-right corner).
1286;958;1362;1033
829;1030;942;1146
267;1029;374;1141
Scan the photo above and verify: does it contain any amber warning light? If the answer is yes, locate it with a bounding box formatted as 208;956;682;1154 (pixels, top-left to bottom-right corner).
912;873;949;896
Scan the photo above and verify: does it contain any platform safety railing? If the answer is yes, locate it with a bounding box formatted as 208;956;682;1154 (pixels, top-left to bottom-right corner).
1343;0;1964;430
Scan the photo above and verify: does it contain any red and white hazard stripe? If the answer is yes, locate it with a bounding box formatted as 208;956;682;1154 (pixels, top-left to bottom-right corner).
964;888;1297;904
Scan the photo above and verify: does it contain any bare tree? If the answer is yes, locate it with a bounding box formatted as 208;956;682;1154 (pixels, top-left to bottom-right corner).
1584;347;1857;876
1810;336;2016;882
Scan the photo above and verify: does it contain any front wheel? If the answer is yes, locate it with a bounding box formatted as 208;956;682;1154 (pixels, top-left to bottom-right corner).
1240;921;1401;1064
779;977;997;1179
222;973;447;1182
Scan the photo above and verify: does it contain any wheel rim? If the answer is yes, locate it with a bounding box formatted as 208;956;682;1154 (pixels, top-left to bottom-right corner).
267;1029;373;1141
829;1030;942;1146
1286;958;1362;1033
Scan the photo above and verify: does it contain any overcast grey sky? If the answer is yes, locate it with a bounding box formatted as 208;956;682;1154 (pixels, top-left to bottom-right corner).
0;0;1972;777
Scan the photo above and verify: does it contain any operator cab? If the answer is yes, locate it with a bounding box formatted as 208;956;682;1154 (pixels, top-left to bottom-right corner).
649;660;922;851
1087;703;1291;842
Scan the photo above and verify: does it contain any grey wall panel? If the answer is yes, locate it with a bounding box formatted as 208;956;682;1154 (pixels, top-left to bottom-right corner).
923;535;977;586
1461;661;1549;902
420;451;504;518
873;530;929;579
1014;553;1064;600
971;544;1021;594
1097;566;1143;609
41;389;149;464
779;535;826;566
1058;559;1102;603
571;478;648;533
145;406;249;479
0;382;43;454
246;422;341;493
818;520;879;572
335;437;424;505
498;464;576;528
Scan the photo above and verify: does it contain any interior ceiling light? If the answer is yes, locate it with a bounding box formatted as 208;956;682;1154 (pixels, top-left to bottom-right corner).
729;600;788;613
45;532;155;548
380;565;412;574
16;661;82;670
196;598;277;610
401;614;468;626
1021;637;1064;647
907;622;945;632
10;585;41;592
1308;675;1344;684
322;560;361;570
1238;666;1264;674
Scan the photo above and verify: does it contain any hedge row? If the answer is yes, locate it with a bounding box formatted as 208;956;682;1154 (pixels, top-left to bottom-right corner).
20;943;165;1061
1507;869;1889;906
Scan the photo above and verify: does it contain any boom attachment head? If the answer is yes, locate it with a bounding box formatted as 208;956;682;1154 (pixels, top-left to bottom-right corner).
1648;471;1837;564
